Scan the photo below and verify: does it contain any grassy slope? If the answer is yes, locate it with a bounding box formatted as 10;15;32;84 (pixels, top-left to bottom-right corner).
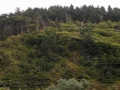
0;22;120;89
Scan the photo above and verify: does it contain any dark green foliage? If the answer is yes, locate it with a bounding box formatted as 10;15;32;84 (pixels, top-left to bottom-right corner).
80;27;94;50
0;51;11;70
114;23;120;30
97;31;113;37
81;37;120;83
69;38;81;50
12;31;76;89
1;5;120;40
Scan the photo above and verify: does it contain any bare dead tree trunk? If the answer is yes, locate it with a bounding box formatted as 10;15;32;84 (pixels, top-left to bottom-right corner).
20;24;24;34
39;19;45;29
3;22;13;39
10;21;13;35
26;19;30;34
17;24;19;34
28;20;30;34
36;18;39;31
3;30;5;39
3;26;7;39
44;22;47;27
7;25;12;37
8;25;11;37
81;19;85;28
10;25;13;35
42;19;45;28
66;12;68;23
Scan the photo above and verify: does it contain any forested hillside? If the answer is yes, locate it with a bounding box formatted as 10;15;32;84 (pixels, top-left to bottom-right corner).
1;5;120;40
0;5;120;90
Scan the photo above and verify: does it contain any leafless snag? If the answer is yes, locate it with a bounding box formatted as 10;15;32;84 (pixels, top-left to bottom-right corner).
25;18;30;34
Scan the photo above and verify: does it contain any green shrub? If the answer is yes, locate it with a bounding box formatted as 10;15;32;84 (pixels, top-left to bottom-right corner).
46;78;90;90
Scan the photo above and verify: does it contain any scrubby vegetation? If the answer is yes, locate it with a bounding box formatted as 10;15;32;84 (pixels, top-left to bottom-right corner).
0;5;120;90
46;78;90;90
0;21;120;90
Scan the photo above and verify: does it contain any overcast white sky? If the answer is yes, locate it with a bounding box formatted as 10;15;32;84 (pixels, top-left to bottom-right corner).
0;0;119;15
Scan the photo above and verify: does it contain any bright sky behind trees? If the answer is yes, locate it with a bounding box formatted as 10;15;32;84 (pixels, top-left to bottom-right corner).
0;0;119;14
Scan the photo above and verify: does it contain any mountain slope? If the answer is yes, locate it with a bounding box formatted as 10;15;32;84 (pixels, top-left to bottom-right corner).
0;22;120;90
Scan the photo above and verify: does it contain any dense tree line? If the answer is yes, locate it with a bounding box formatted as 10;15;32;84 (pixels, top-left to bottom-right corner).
0;5;120;39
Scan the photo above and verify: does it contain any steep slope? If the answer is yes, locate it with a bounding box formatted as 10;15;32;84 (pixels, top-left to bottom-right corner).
0;22;120;90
